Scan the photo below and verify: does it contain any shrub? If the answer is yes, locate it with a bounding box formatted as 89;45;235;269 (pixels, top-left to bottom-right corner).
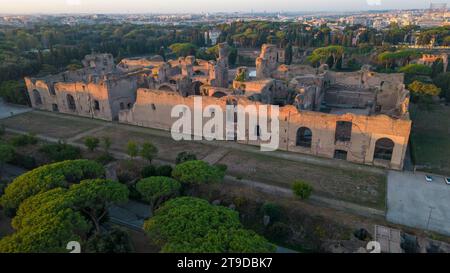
128;184;142;200
175;152;197;164
140;142;158;163
126;141;139;158
101;137;112;153
260;202;282;222
95;153;115;165
408;81;441;102
292;181;313;200
141;165;156;178
84;137;100;152
155;165;173;177
10;153;37;170
9;133;38;147
0;160;105;213
0;143;15;165
214;163;228;173
172;160;225;185
136;176;181;212
116;160;144;184
265;222;292;241
86;227;134;253
39;142;81;162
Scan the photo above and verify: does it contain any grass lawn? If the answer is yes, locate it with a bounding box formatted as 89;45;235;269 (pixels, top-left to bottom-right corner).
218;150;387;210
0;111;101;139
410;103;450;176
78;124;216;163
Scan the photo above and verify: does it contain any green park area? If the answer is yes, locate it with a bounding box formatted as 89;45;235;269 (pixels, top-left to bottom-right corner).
410;103;450;176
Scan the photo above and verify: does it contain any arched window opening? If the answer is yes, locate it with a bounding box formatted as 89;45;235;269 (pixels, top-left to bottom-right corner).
94;100;100;111
67;94;76;111
296;127;312;148
374;138;395;161
33;90;42;105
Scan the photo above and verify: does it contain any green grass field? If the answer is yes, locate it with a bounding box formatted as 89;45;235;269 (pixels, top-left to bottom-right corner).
219;150;387;210
410;103;450;176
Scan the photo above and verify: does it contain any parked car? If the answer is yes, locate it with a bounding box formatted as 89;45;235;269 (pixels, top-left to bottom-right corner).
425;175;433;183
445;177;450;185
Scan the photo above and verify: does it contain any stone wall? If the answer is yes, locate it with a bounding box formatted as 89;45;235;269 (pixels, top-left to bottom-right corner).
119;89;411;170
25;75;137;121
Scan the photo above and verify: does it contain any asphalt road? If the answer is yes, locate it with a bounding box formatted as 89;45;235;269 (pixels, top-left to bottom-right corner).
387;170;450;236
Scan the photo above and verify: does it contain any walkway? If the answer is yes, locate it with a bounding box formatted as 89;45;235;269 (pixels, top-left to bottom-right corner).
0;100;32;120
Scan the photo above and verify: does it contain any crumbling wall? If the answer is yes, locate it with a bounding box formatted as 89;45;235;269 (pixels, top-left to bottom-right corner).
119;89;411;170
256;44;279;79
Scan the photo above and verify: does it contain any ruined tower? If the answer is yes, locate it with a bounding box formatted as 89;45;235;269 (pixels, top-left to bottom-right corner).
256;44;279;79
215;43;229;88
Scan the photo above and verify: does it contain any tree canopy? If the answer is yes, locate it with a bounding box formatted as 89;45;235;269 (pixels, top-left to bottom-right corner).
399;64;432;76
0;179;128;253
84;137;100;152
0;188;90;253
171;160;225;185
136;176;181;213
408;81;441;98
377;50;420;69
308;45;344;68
140;142;158;163
169;43;197;57
143;197;275;253
433;72;450;102
0;159;105;214
68;179;129;233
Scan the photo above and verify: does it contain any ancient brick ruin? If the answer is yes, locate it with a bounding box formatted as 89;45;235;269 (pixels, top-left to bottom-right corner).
25;43;412;170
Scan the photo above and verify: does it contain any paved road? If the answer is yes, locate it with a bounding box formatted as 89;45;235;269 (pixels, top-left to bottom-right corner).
0;100;31;120
387;171;450;236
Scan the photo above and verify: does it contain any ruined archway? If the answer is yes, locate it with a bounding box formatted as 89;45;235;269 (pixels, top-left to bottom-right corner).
296;127;312;148
374;138;395;161
33;89;42;106
67;94;76;111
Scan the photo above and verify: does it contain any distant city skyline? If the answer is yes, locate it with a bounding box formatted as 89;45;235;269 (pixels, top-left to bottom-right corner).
0;0;447;14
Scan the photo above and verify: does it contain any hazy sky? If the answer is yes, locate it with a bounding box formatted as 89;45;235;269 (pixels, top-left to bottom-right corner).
0;0;446;14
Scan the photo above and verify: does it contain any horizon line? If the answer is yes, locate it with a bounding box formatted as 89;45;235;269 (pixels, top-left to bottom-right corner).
0;8;437;16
